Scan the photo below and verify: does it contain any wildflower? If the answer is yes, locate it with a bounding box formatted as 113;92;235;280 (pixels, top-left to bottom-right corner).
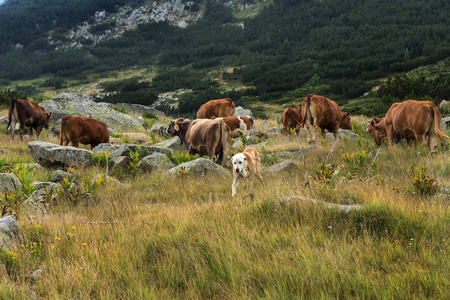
72;226;76;229
83;243;87;247
55;237;60;241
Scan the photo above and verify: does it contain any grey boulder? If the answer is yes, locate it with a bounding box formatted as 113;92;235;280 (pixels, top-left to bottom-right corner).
28;141;93;168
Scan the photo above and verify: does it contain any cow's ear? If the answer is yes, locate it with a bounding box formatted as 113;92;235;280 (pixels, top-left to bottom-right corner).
174;124;179;131
47;112;52;118
344;112;350;117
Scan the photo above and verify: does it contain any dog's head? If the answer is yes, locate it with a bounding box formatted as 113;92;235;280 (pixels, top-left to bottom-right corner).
232;153;247;174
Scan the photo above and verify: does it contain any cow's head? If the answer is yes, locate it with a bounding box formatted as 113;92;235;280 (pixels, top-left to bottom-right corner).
340;112;352;130
167;118;184;135
366;117;380;133
367;117;386;146
43;112;52;129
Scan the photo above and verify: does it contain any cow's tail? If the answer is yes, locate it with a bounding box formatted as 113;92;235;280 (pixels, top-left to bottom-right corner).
433;106;450;142
301;94;314;127
7;98;17;131
59;117;68;145
220;122;230;165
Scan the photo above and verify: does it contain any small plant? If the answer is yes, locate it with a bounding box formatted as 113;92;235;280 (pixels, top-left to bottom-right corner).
0;191;20;219
412;165;437;196
122;134;130;144
260;146;279;166
112;106;128;114
240;133;247;147
127;150;141;177
92;151;110;168
12;163;36;196
110;132;122;138
170;151;203;165
314;160;339;182
150;132;157;143
143;112;157;119
0;248;19;278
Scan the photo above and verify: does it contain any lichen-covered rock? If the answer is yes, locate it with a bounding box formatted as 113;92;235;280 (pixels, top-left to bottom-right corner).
0;173;23;194
166;158;230;177
139;152;176;173
40;93;145;131
265;160;298;173
28;141;93;168
325;129;359;141
151;136;185;152
51;170;75;183
31;181;60;191
0;215;19;249
92;143;120;155
110;144;173;159
110;156;132;169
110;103;165;118
235;106;253;118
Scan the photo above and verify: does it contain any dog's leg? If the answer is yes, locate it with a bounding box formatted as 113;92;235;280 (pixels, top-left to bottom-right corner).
232;177;241;197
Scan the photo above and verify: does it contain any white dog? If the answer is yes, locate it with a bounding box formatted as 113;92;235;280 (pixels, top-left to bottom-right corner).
231;147;263;197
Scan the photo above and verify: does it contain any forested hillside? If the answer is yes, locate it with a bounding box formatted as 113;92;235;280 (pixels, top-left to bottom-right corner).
1;0;450;116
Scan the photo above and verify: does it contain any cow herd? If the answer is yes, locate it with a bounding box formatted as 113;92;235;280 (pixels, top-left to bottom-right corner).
5;95;449;163
7;98;109;149
282;94;449;150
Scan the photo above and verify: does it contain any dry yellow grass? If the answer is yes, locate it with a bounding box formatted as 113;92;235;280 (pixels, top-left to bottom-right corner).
0;113;449;299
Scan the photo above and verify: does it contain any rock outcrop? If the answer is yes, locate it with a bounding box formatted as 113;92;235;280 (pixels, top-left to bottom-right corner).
0;173;23;194
28;141;93;168
166;158;231;177
40;93;145;132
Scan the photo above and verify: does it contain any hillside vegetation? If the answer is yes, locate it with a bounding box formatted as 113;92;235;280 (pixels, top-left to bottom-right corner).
1;0;450;117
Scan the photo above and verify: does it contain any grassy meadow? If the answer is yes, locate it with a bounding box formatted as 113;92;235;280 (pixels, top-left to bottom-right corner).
0;109;449;299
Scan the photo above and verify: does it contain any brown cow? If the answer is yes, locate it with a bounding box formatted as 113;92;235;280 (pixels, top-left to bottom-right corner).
281;108;302;136
60;116;109;150
372;100;449;150
215;116;254;138
197;98;236;119
301;94;352;143
7;98;52;142
367;116;413;146
167;118;230;165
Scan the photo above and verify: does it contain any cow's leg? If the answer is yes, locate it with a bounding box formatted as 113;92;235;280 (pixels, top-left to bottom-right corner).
18;123;25;142
28;126;33;140
232;177;241;197
321;128;327;140
9;120;16;141
414;133;426;148
71;138;80;148
311;118;320;143
386;126;395;147
35;125;43;140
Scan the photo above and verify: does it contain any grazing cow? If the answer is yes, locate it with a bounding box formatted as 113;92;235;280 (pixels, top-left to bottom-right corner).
366;117;387;146
372;100;449;150
301;94;352;143
215;116;254;138
197;98;236;119
7;98;52;142
281;108;302;135
367;116;413;146
60;116;109;150
167;118;230;165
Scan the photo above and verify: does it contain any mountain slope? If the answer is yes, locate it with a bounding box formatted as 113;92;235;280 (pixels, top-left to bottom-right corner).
1;0;450;114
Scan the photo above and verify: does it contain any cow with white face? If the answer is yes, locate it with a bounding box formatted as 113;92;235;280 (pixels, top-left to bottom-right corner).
231;146;263;197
